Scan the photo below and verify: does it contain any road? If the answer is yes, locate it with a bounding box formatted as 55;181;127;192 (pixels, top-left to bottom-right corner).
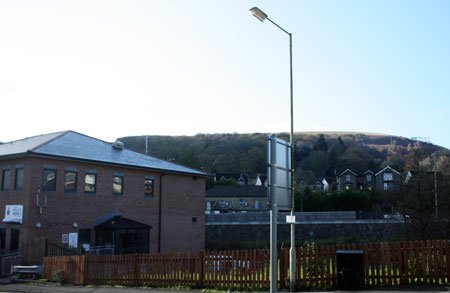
0;281;449;293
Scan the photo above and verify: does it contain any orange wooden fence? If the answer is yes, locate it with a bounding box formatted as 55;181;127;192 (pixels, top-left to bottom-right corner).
43;240;450;289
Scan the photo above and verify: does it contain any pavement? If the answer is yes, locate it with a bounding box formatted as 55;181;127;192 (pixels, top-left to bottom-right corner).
0;279;450;293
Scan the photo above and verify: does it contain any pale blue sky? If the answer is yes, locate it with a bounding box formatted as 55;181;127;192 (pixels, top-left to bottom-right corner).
1;1;449;148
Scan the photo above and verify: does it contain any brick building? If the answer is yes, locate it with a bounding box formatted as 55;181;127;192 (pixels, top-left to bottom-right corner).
0;131;208;264
205;185;268;213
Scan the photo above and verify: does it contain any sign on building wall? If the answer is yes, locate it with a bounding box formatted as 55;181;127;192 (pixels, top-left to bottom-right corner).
69;233;78;248
62;234;69;244
3;205;23;224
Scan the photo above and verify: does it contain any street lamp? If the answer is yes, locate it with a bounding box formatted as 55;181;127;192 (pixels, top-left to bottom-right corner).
250;7;296;292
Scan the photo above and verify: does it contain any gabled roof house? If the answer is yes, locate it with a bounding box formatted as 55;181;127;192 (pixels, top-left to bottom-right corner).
0;131;209;265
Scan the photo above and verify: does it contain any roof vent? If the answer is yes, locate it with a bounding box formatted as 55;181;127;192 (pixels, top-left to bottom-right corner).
112;140;124;150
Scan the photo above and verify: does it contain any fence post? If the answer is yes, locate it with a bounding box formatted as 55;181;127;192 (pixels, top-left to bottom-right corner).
200;250;205;288
82;255;87;285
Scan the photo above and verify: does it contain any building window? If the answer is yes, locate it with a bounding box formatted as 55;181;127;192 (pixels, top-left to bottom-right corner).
79;229;91;247
1;168;10;191
113;175;123;195
366;175;372;182
255;199;259;209
345;174;350;182
64;171;77;192
42;169;56;191
220;200;225;208
10;228;19;252
144;177;154;197
0;228;5;251
384;183;388;190
14;167;24;191
383;172;393;181
85;173;97;193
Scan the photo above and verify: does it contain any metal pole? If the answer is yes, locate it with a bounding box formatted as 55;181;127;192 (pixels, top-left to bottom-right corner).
433;153;438;217
270;204;278;293
288;32;296;292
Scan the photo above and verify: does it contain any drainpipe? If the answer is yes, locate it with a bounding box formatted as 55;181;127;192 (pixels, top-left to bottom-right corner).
158;172;166;253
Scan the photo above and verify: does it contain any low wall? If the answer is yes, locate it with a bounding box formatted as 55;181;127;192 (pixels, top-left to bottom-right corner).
206;213;449;250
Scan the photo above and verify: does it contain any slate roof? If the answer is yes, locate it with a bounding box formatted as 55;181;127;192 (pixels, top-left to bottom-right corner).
338;169;358;177
206;185;267;198
0;131;208;176
375;166;400;176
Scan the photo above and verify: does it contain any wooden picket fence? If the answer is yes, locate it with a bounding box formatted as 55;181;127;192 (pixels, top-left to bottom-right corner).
43;240;450;289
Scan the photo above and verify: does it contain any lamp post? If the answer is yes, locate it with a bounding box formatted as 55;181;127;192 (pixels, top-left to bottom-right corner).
250;7;296;292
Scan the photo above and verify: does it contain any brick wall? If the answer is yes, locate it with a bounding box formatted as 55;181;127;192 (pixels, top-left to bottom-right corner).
0;155;205;264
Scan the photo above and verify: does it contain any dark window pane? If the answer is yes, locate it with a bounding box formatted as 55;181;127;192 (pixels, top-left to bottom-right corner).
10;229;19;252
85;174;96;193
0;228;5;251
79;229;91;245
2;169;10;191
64;171;77;192
42;169;56;191
112;176;123;194
144;178;153;197
14;168;23;190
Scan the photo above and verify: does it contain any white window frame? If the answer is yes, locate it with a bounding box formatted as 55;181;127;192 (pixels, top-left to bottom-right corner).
383;173;393;181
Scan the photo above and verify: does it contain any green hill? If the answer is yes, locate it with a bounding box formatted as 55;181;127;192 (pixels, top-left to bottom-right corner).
117;132;447;182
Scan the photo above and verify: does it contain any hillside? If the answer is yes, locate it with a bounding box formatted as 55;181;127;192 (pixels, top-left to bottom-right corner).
117;132;448;182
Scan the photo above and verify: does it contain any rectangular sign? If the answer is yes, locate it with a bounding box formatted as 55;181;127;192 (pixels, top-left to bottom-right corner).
62;234;69;244
267;135;292;211
69;233;78;248
286;215;296;223
3;205;23;224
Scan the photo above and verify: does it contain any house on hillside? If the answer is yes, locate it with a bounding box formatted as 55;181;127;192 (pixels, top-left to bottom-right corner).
0;131;209;265
362;170;375;191
337;169;358;191
206;185;268;213
336;166;400;192
214;173;248;186
375;166;401;191
308;178;329;193
255;175;267;187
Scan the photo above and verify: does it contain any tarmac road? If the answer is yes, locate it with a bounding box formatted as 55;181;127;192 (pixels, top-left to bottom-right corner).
0;281;450;293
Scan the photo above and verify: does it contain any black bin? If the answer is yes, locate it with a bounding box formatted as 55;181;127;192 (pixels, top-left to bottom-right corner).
336;250;364;290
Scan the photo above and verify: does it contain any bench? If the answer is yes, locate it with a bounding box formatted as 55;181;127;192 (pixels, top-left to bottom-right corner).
11;265;43;279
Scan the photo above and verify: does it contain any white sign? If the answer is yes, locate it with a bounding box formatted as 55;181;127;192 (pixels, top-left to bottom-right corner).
69;233;78;248
286;215;296;223
62;234;69;244
3;205;23;224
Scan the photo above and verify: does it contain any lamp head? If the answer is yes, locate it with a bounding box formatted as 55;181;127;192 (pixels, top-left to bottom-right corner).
249;7;268;22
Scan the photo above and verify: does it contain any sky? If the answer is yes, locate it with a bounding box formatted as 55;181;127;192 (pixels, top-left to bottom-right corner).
1;1;449;149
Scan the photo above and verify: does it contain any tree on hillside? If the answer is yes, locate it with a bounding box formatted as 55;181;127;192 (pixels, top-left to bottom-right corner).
327;136;347;173
340;147;372;172
400;147;435;240
382;155;406;173
302;150;328;178
313;134;328;152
